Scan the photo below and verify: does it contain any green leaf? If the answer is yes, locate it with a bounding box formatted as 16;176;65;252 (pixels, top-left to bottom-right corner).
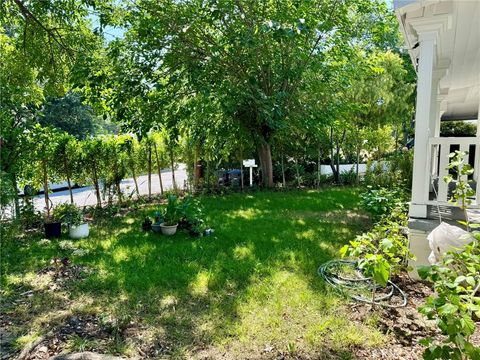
438;303;457;316
417;265;432;280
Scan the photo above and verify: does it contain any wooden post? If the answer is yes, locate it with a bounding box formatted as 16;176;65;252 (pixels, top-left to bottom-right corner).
410;31;437;218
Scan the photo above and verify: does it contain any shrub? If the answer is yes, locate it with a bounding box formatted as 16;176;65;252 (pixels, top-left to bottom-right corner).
361;186;407;219
418;237;480;360
53;203;83;226
340;207;413;289
363;149;413;190
162;194;180;226
339;167;357;185
418;150;480;359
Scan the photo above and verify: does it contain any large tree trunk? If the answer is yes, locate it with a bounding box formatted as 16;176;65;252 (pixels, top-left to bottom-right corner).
153;142;164;196
257;141;273;187
281;155;286;188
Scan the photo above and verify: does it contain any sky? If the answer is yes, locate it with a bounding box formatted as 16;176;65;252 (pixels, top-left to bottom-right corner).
91;0;396;42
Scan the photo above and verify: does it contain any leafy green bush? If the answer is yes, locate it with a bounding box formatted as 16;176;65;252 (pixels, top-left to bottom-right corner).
53;203;83;226
361;186;407;219
363;149;413;190
418;150;480;359
418;235;480;360
159;194;207;235
340;207;413;289
339;168;357;185
162;194;180;226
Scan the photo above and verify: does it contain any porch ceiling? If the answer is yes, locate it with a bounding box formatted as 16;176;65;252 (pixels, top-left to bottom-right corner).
395;0;480;121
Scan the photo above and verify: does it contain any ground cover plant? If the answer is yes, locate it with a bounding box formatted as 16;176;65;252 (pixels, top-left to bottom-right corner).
1;188;390;359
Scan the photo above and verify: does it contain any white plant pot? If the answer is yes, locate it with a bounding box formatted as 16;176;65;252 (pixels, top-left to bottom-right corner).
69;223;89;239
160;223;178;236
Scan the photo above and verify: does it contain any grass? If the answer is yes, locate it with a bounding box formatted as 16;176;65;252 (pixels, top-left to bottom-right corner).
1;188;385;359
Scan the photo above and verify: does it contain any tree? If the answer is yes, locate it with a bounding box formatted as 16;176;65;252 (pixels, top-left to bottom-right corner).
51;133;78;203
24;125;61;219
83;0;398;187
1;0;105;215
441;121;477;137
80;138;106;208
39;93;96;139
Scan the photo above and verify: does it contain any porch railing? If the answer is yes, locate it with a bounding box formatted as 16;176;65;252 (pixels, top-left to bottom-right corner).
428;137;480;207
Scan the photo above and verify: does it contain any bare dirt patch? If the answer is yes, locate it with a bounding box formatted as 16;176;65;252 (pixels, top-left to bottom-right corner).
352;275;480;360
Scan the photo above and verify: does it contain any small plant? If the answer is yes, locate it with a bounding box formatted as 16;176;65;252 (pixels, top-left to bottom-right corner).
418;237;480;360
162;194;180;226
340;207;414;302
443;150;476;231
418;151;480;359
53;203;83;226
339;167;357;185
361;186;407;219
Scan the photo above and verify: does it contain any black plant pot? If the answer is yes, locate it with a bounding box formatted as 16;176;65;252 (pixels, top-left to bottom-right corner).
44;222;62;238
142;219;152;231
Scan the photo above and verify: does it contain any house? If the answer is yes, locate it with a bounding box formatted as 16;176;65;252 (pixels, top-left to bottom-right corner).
394;0;480;277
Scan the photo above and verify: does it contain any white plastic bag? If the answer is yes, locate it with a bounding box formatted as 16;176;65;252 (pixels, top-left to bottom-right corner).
427;222;474;264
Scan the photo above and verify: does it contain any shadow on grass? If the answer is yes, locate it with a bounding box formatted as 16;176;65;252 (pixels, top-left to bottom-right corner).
2;187;373;358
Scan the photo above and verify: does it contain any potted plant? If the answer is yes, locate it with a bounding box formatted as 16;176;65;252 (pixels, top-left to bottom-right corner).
151;210;163;233
160;195;180;236
53;203;89;239
44;210;62;239
142;217;152;231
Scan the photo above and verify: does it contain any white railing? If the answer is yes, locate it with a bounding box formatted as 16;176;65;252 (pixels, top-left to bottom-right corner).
428;137;480;206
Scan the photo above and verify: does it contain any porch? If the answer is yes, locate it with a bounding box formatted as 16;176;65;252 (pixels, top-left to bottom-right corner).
394;0;480;277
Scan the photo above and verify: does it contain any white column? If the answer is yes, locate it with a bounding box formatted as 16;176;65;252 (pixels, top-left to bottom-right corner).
410;32;437;218
428;84;441;187
475;101;480;204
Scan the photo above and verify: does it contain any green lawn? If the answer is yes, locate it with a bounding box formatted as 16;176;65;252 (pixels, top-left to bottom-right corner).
1;188;385;359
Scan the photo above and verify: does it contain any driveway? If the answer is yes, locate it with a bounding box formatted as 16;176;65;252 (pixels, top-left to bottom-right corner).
32;164;188;211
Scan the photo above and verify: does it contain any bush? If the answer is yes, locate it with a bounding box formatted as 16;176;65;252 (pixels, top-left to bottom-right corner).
341;206;413;289
363;149;413;190
361;186;407;219
53;203;83;226
339;167;357;185
418;235;480;359
418;150;480;359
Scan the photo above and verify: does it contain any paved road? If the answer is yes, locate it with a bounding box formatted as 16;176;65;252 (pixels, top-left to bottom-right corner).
32;164;188;211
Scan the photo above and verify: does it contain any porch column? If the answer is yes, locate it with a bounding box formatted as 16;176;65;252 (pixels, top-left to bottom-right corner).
410;32;437;218
475;101;480;203
427;81;444;184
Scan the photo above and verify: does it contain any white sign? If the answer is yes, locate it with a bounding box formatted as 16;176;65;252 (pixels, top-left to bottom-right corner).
242;159;257;186
243;159;257;167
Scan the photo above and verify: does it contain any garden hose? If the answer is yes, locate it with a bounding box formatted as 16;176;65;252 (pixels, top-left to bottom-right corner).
318;259;408;308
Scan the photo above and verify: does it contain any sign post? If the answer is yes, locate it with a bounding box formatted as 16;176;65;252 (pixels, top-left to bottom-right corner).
242;159;258;186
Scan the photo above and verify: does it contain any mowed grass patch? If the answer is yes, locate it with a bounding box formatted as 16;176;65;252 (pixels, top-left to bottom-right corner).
1;188;383;359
